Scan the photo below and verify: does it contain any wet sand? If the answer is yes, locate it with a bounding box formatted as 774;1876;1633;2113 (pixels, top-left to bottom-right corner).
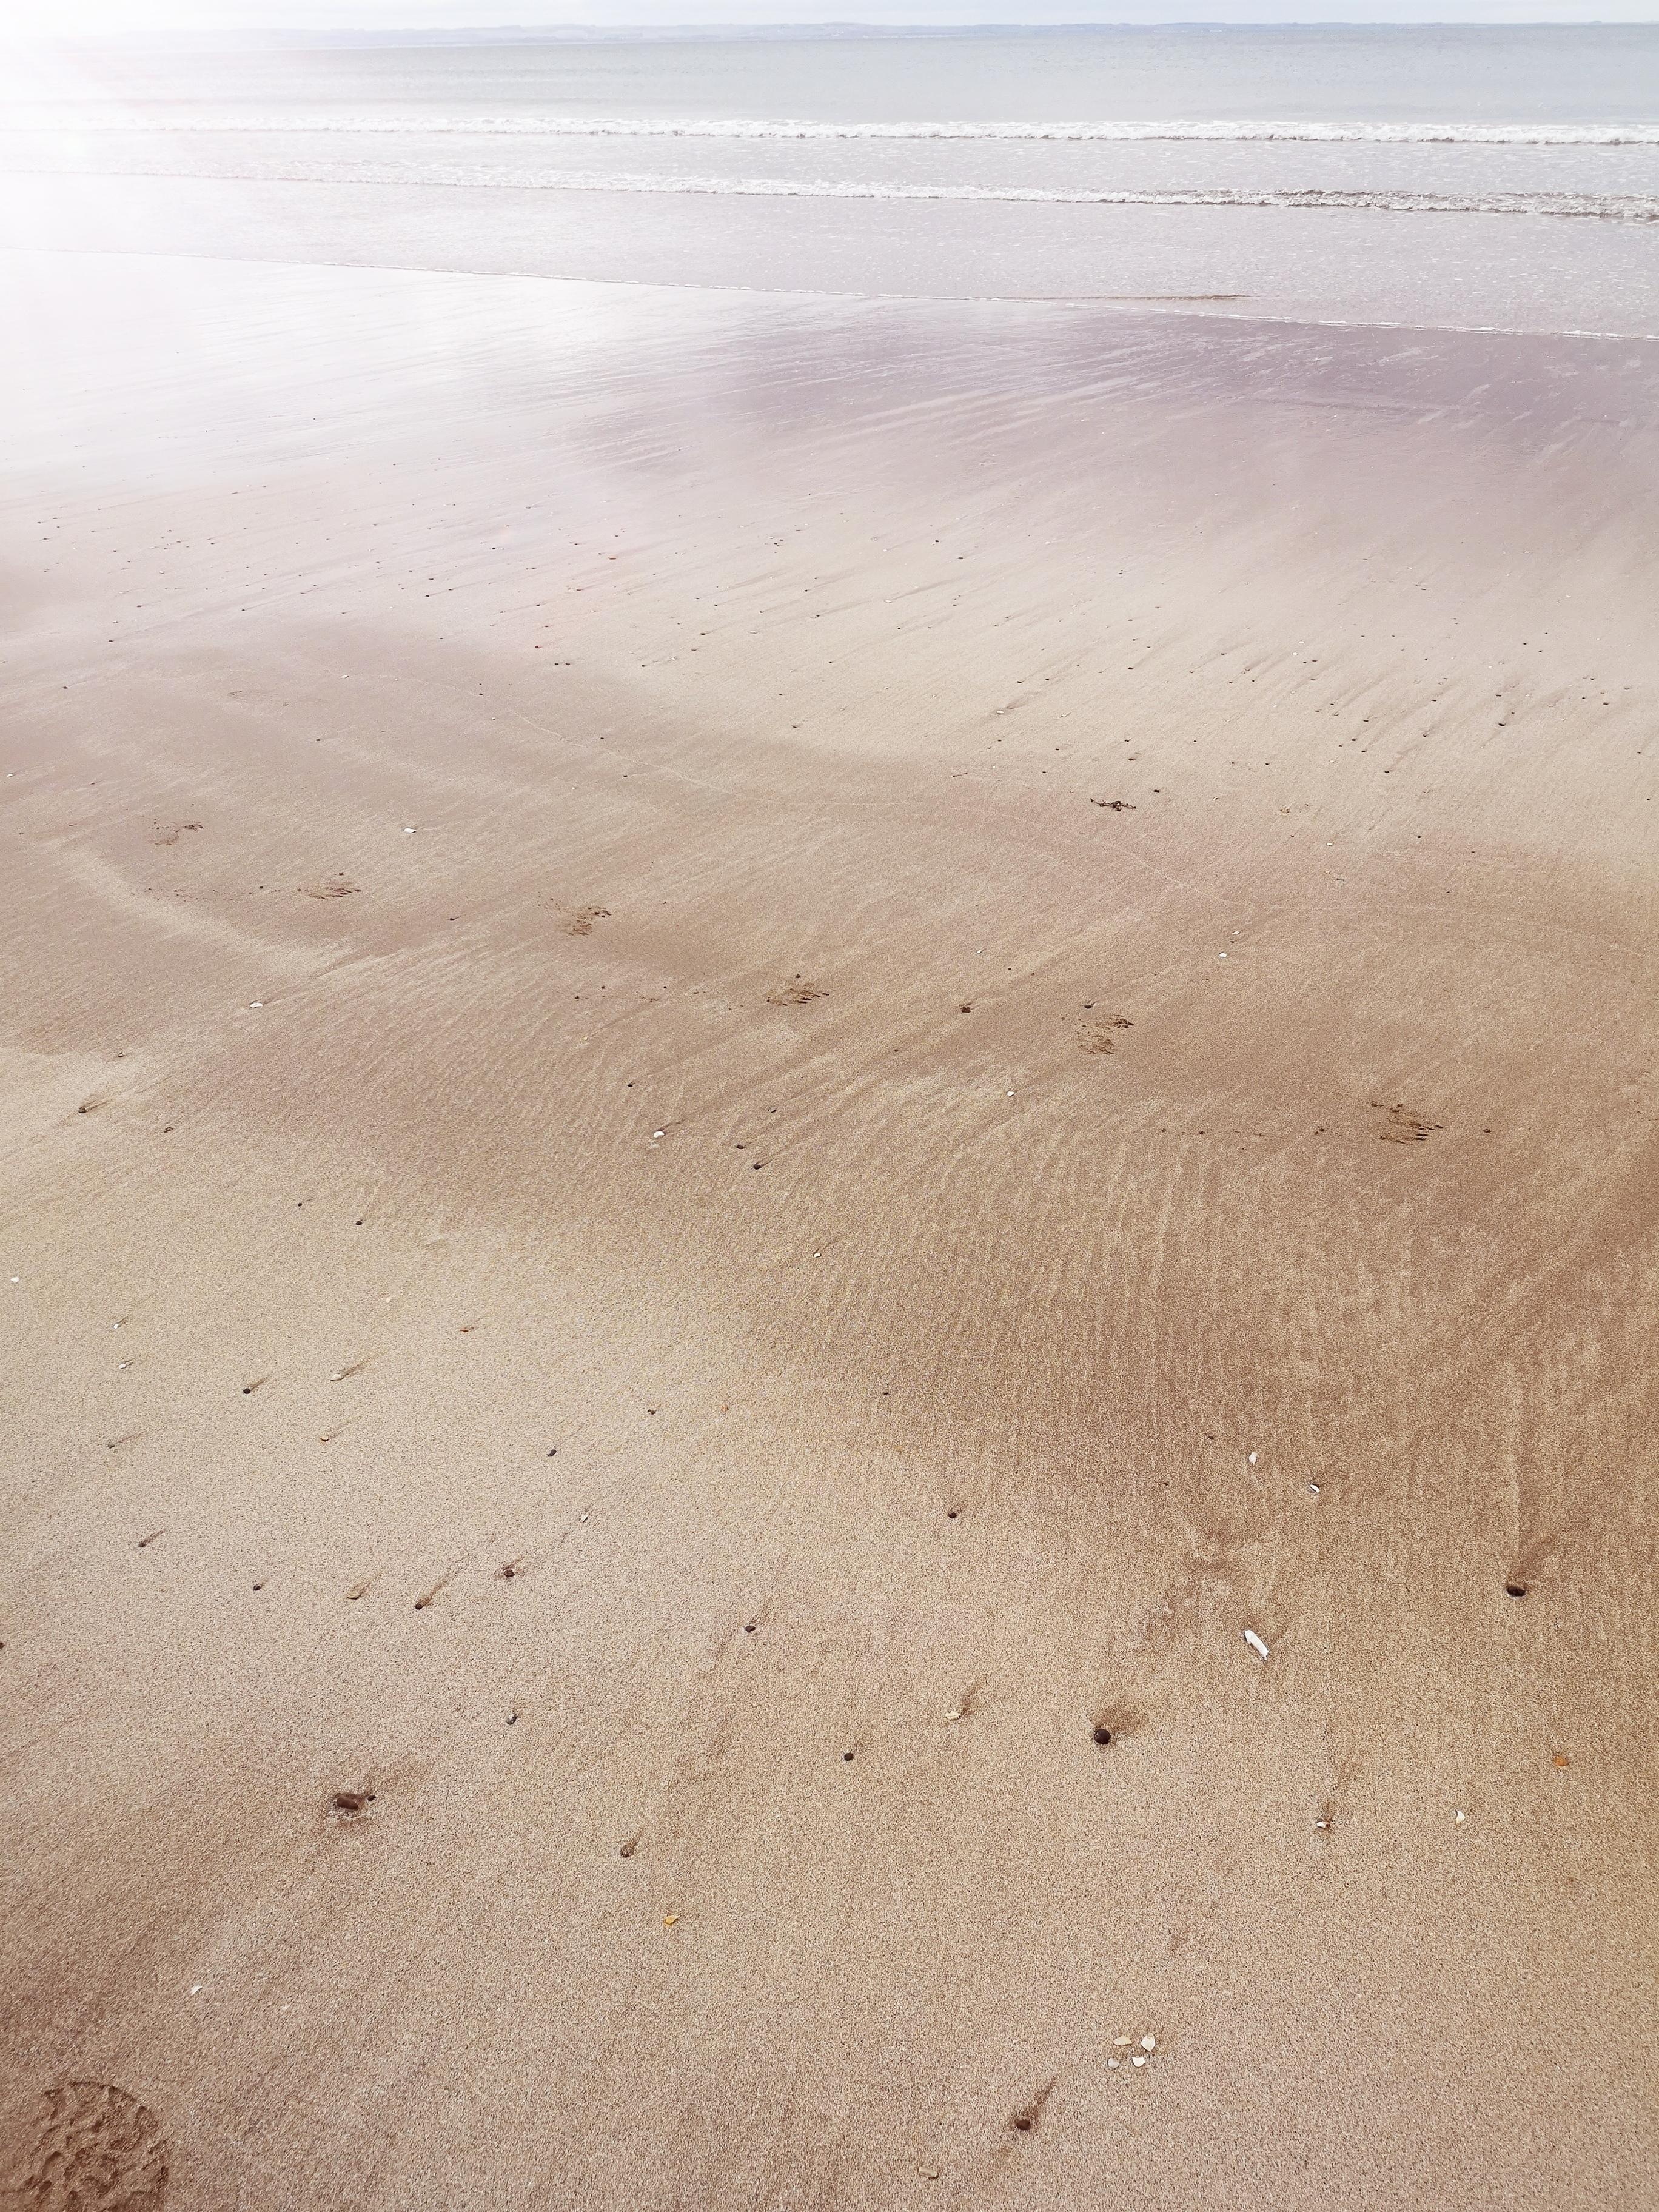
1;249;1657;2210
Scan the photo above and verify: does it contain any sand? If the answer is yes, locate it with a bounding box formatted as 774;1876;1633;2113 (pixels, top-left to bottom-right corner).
2;248;1657;2210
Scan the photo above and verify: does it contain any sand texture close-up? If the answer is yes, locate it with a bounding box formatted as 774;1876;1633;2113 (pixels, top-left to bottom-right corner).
2;246;1658;2208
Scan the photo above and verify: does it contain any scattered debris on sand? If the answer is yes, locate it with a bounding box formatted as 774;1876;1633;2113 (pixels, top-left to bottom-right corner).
1372;1100;1443;1143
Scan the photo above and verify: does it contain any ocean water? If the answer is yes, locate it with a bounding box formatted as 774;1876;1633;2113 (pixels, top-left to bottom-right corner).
5;27;1659;332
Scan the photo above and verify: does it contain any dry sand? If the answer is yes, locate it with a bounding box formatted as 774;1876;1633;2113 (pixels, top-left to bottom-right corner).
2;249;1657;2210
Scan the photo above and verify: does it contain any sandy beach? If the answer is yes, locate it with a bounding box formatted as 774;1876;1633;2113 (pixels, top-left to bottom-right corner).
2;236;1658;2207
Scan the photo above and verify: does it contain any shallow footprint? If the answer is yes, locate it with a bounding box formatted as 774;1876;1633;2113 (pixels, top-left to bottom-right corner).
766;976;826;1005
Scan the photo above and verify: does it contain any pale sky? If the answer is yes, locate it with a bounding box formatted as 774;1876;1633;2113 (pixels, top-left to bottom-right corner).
10;0;1656;33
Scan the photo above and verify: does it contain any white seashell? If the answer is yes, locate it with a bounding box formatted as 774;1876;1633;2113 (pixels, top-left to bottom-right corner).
1244;1628;1270;1660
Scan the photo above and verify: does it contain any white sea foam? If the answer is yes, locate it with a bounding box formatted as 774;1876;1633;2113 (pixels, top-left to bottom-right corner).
551;176;1658;221
15;113;1659;147
72;159;1656;222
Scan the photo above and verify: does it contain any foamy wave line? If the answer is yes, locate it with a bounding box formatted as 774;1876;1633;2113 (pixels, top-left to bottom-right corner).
65;158;1655;220
515;174;1659;219
569;177;1659;220
17;113;1659;147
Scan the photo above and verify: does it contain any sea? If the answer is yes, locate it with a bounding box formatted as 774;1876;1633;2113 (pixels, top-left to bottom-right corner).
4;25;1658;334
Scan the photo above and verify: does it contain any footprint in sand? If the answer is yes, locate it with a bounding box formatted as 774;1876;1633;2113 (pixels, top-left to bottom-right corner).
299;877;359;899
1371;1100;1443;1143
147;821;201;848
766;976;827;1005
563;905;611;936
1078;1016;1133;1056
16;2080;168;2212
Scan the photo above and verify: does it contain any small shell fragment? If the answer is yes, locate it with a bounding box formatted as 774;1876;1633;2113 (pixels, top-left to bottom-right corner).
1140;2035;1156;2052
1132;2056;1147;2067
1247;1451;1258;1464
662;1913;680;1926
1113;2036;1131;2047
1244;1628;1270;1660
1455;1810;1467;1824
1107;2058;1120;2070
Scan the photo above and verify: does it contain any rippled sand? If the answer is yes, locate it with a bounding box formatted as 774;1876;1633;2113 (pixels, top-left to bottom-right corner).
2;249;1657;2208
